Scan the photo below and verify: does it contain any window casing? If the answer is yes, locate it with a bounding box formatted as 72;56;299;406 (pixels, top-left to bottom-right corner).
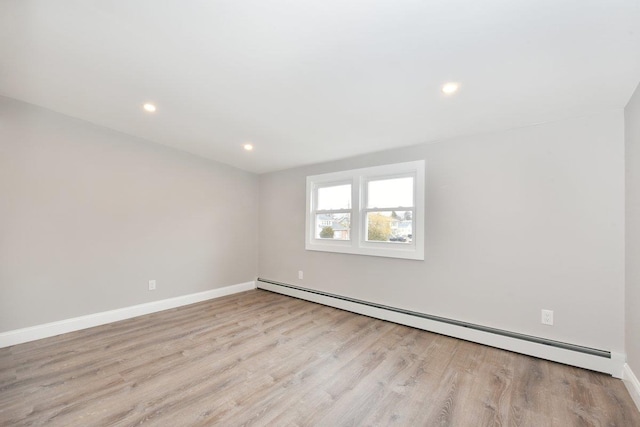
306;160;425;260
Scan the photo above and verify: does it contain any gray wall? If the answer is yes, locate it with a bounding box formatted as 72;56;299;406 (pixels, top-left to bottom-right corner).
0;96;259;332
626;82;640;372
259;112;625;353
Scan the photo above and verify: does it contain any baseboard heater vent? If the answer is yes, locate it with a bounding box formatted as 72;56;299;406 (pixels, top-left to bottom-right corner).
257;278;623;377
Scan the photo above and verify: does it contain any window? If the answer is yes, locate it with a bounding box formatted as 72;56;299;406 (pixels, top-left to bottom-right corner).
306;160;425;260
314;183;351;241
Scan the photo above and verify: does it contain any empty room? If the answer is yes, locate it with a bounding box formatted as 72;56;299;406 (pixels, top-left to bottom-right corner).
1;0;640;426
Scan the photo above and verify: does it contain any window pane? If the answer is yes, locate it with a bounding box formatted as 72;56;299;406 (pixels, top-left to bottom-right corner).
317;184;351;210
367;177;413;209
316;213;351;240
366;211;412;243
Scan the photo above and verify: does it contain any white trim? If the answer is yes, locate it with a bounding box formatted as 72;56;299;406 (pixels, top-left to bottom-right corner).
610;352;627;379
257;281;624;377
623;363;640;411
0;281;256;348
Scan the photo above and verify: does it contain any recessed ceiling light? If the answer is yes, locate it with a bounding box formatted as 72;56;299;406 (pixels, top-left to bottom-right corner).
143;103;157;112
243;143;254;151
441;82;460;94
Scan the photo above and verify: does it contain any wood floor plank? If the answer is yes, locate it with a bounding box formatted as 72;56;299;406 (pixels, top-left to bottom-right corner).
1;289;638;426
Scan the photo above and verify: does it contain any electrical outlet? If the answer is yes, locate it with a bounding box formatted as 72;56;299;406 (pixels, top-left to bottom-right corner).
298;270;304;280
541;309;553;325
148;280;156;291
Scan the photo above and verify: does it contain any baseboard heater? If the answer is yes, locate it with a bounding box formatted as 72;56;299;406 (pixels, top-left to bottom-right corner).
256;278;624;378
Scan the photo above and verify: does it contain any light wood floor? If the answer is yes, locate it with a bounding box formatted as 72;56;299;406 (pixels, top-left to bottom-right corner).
1;290;638;426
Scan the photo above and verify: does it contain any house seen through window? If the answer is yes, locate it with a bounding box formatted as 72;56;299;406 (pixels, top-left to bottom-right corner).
315;183;351;240
365;177;414;243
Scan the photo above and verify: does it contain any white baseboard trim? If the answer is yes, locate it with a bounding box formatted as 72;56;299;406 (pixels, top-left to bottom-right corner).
257;280;625;377
623;363;640;411
0;281;256;348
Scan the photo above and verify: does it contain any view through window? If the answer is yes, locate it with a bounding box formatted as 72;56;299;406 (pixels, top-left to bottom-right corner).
315;184;351;240
306;161;425;260
365;177;414;243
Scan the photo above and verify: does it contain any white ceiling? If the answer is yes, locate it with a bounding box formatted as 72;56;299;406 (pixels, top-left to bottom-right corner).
1;1;639;173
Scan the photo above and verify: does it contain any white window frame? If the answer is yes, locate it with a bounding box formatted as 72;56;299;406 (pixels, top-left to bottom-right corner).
305;160;425;260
